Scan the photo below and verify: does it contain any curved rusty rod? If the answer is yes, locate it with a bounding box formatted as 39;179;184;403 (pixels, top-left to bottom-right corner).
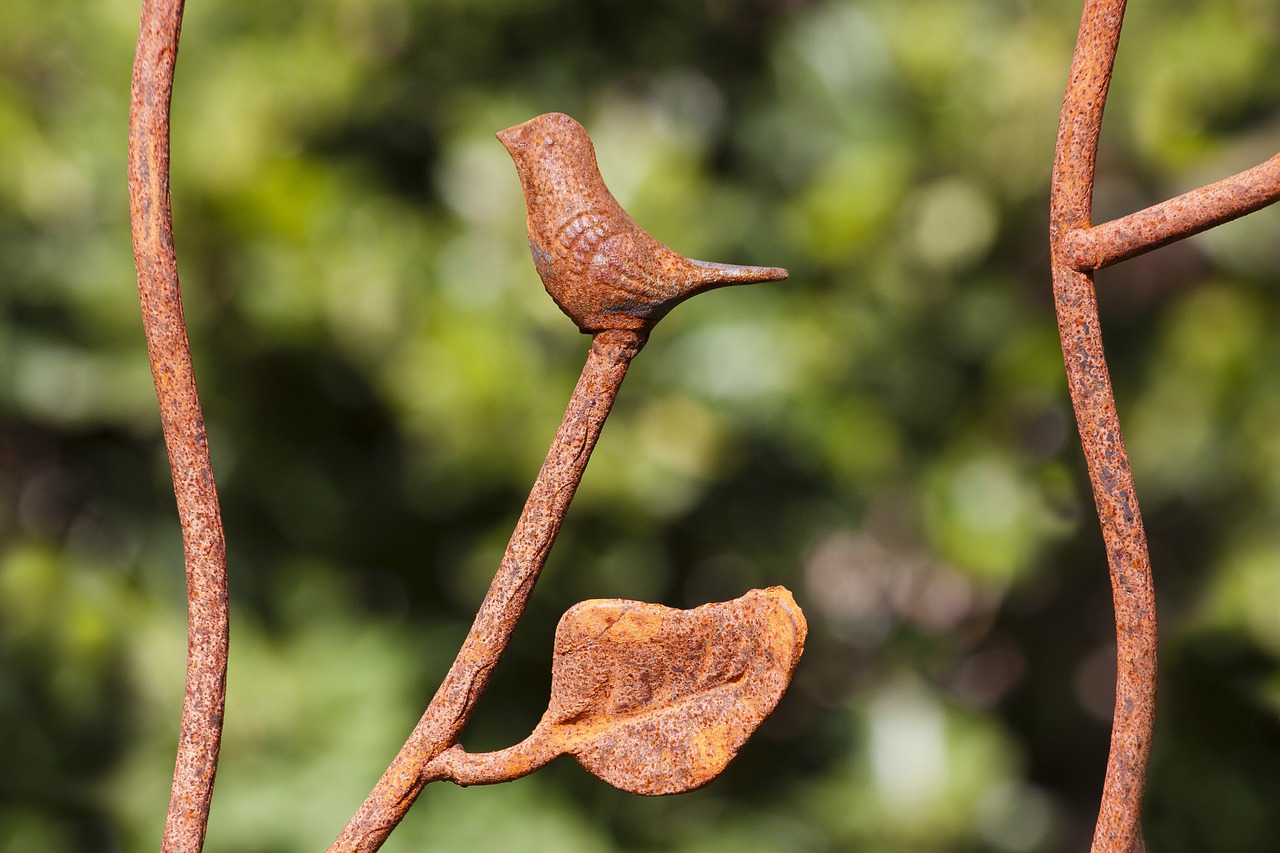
1064;153;1280;271
1050;1;1156;851
329;328;646;852
129;1;230;851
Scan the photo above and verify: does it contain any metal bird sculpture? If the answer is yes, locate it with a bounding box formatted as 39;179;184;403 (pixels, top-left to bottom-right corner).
497;112;788;335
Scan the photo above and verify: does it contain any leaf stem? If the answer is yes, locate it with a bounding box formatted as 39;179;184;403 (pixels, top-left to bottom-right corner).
423;738;560;789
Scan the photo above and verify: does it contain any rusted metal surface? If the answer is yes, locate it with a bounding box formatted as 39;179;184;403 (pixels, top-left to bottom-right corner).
127;1;230;851
1052;2;1280;850
497;113;788;334
1050;2;1157;851
1065;153;1280;271
428;587;806;794
329;328;642;851
331;114;790;851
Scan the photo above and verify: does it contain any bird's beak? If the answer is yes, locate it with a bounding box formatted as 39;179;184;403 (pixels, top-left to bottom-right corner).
496;122;530;155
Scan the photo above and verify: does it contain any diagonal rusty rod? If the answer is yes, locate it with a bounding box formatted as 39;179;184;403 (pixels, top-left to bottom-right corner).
1049;1;1157;851
1064;153;1280;271
329;328;646;852
128;1;230;850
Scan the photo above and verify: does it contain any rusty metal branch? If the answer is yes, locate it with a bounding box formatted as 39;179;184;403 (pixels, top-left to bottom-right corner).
1054;2;1280;845
331;112;786;850
128;1;230;851
328;328;645;852
1050;1;1157;851
1064;153;1280;271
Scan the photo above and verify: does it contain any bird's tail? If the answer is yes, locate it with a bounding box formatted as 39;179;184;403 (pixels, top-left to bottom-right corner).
685;258;789;287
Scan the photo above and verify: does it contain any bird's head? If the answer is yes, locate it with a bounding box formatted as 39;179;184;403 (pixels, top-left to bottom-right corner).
496;112;599;198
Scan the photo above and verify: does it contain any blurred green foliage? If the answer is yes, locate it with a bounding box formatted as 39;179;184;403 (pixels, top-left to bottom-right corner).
1;0;1279;850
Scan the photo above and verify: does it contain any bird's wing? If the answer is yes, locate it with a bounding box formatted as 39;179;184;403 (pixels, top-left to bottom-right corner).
590;230;686;317
554;208;615;267
550;208;673;314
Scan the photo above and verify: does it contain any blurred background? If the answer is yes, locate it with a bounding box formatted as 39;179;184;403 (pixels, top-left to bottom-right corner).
2;0;1280;849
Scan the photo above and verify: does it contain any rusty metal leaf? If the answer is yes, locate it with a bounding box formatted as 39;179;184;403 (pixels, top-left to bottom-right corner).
548;586;806;794
431;587;806;795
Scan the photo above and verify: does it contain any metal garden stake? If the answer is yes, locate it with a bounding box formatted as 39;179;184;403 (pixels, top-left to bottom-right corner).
330;113;803;851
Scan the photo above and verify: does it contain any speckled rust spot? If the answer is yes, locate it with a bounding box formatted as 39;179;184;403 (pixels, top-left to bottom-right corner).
431;587;806;795
498;113;787;334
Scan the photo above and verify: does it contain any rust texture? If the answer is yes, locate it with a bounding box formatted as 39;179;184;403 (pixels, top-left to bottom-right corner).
330;329;642;851
127;1;230;851
1065;153;1280;271
332;114;789;851
428;587;806;794
498;113;787;334
1052;1;1279;850
1050;3;1157;850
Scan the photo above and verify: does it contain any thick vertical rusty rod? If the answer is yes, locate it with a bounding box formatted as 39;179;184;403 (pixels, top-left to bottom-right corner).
1049;1;1156;850
329;329;645;852
128;1;230;850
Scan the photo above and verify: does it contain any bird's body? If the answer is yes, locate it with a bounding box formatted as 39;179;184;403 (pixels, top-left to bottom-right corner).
497;112;788;334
